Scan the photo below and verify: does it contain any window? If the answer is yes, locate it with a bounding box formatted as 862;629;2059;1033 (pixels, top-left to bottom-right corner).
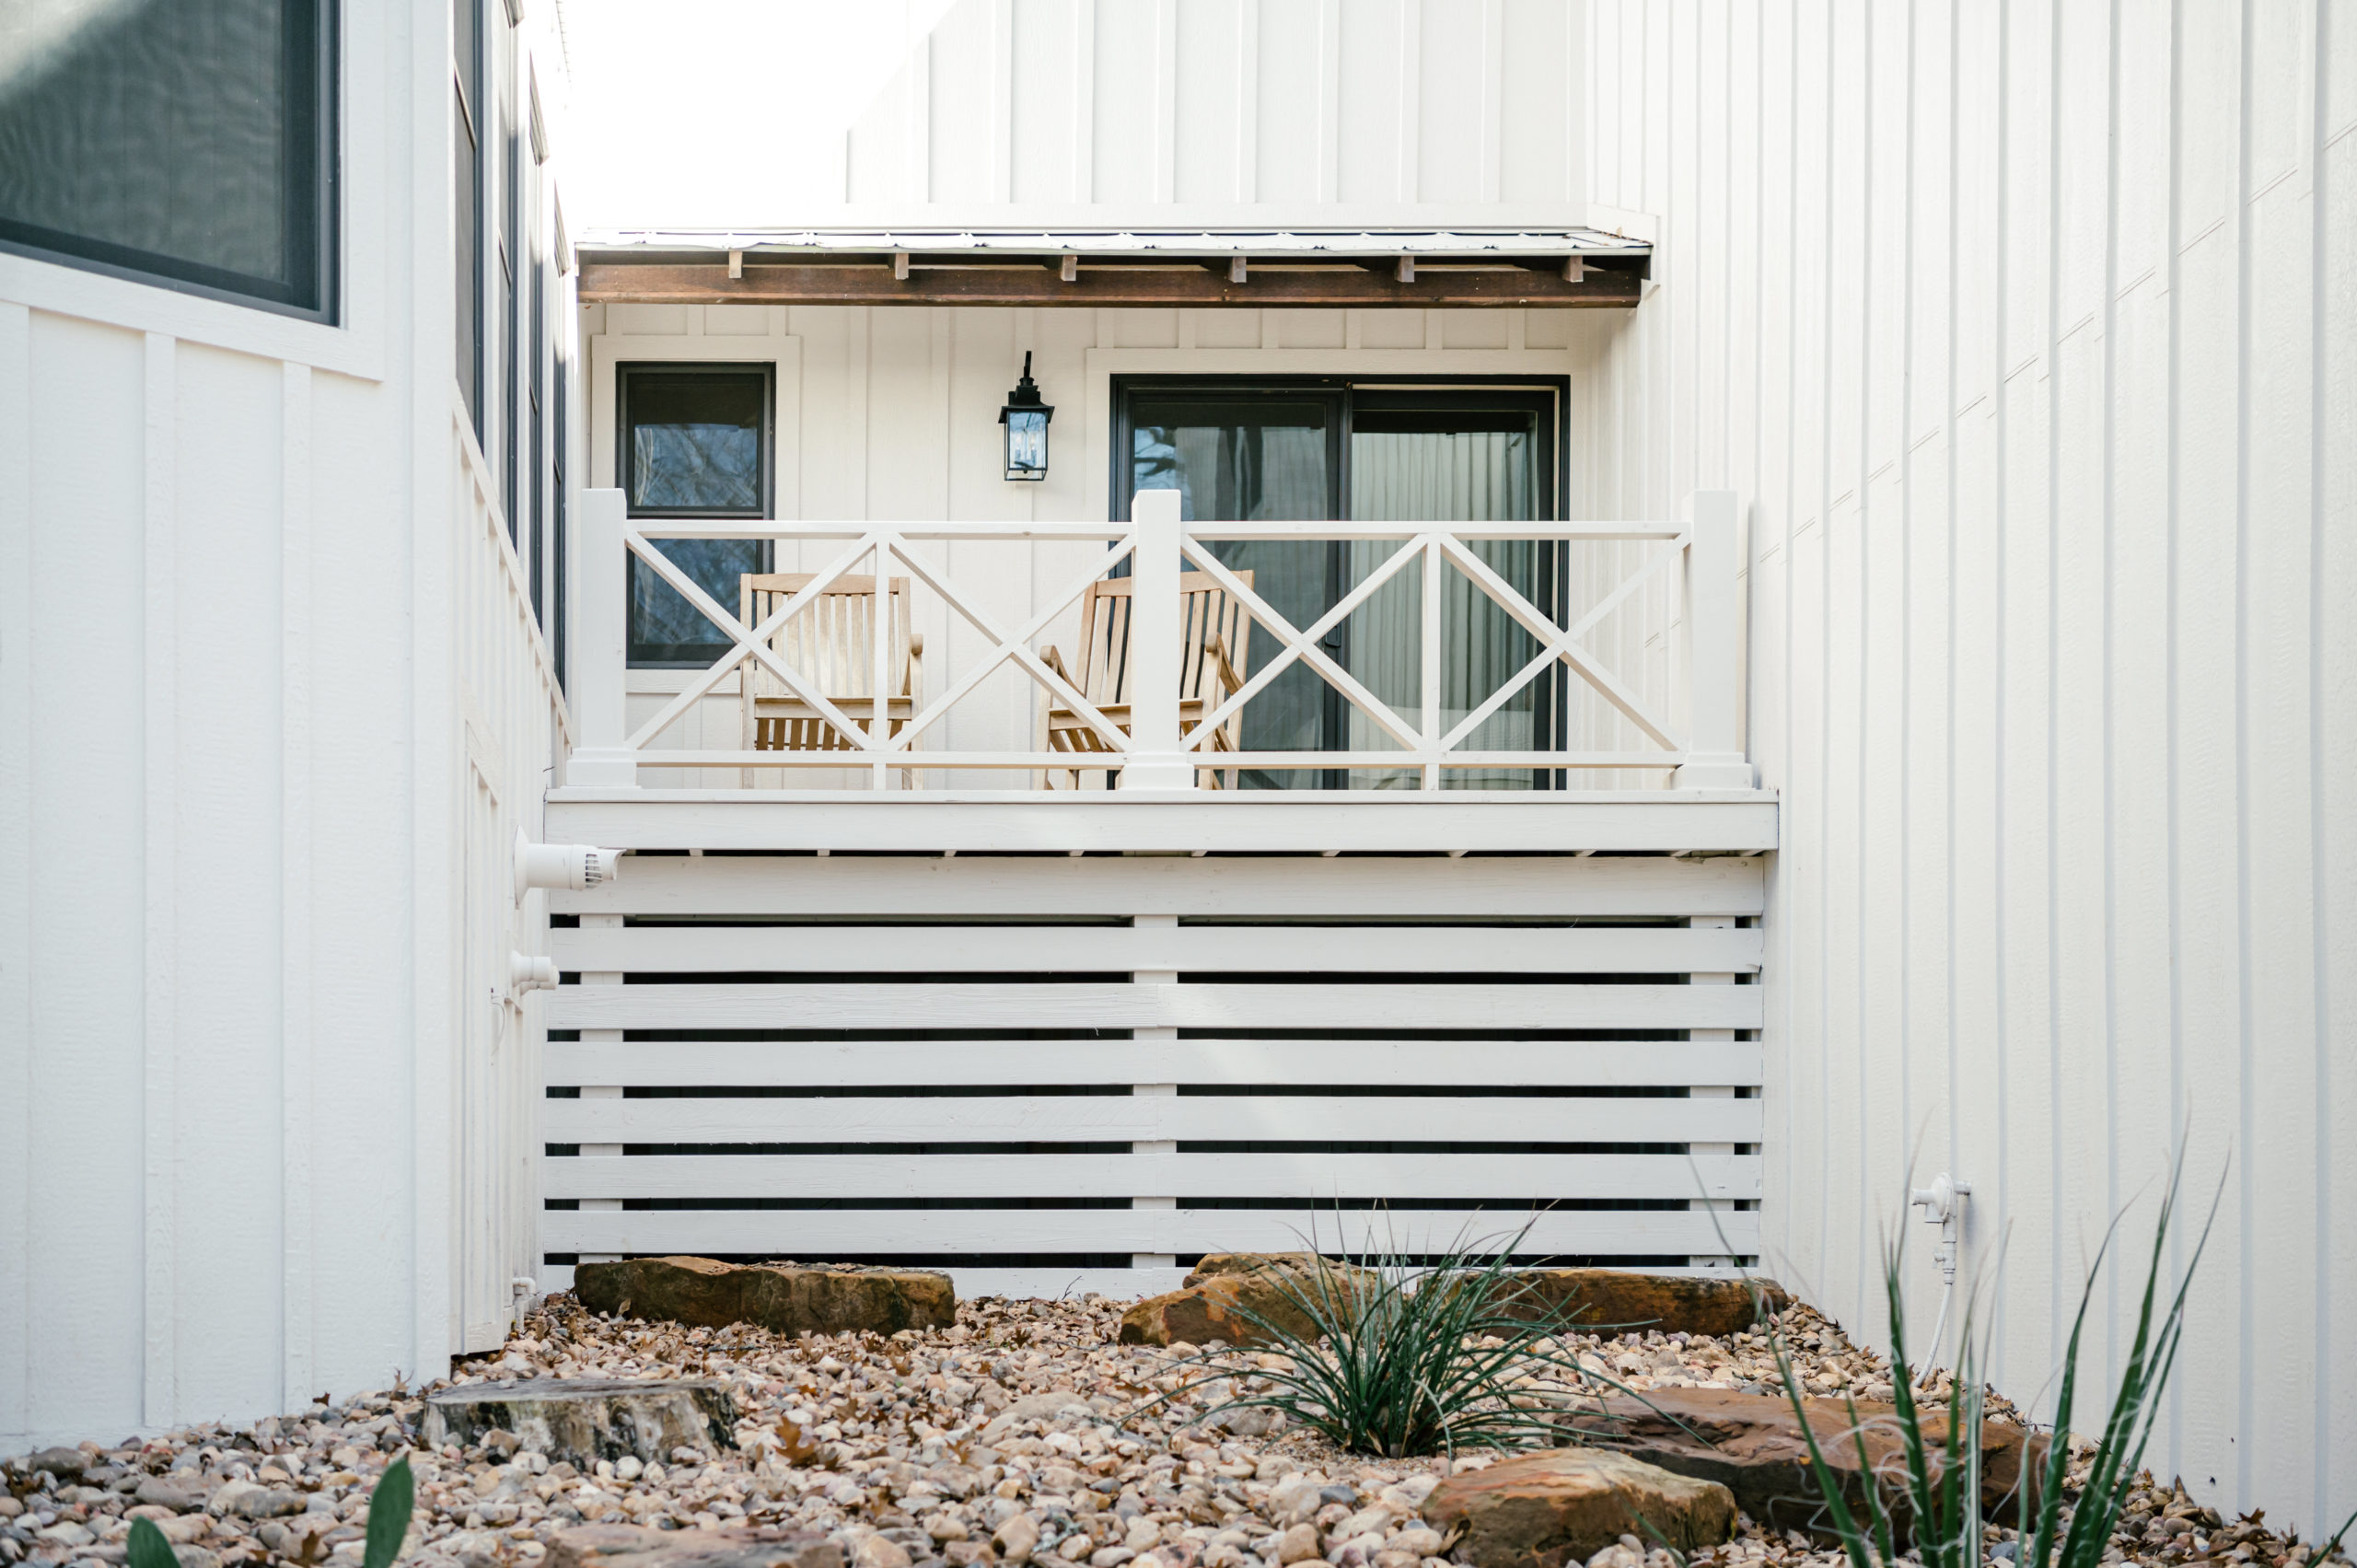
0;0;336;318
1115;378;1562;790
497;17;520;537
453;0;483;432
621;366;773;666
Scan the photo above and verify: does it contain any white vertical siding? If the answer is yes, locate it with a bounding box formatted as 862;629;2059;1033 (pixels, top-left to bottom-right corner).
0;0;573;1448
1592;0;2355;1535
842;0;1584;218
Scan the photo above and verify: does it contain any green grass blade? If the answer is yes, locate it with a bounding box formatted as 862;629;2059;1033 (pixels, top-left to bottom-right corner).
364;1455;415;1568
126;1516;180;1568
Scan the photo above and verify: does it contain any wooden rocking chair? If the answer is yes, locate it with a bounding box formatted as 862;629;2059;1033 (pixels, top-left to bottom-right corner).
738;573;924;786
1038;569;1252;789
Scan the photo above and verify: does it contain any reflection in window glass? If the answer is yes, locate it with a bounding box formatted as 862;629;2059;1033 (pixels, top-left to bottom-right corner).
1131;400;1335;788
0;0;333;315
623;370;770;665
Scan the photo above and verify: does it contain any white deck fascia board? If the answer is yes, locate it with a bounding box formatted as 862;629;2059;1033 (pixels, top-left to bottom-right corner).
540;790;1780;854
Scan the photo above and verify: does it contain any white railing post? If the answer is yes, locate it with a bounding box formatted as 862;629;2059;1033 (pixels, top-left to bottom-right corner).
566;487;638;788
1120;489;1195;791
1672;489;1755;789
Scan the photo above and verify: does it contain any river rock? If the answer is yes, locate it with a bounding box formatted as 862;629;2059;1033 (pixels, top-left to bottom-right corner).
1562;1388;2047;1543
1485;1271;1791;1336
575;1257;955;1336
421;1377;737;1468
1422;1447;1737;1568
1120;1252;1376;1348
547;1523;842;1568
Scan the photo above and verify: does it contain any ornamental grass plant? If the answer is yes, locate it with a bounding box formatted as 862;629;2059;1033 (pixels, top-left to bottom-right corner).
1142;1220;1639;1458
1765;1153;2293;1568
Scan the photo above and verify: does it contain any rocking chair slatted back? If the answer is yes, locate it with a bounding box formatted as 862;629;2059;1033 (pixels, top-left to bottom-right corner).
1040;568;1252;788
737;573;923;770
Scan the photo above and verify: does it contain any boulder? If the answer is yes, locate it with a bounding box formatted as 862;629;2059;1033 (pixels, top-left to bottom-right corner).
1561;1388;2047;1544
1486;1272;1791;1337
574;1257;955;1336
1120;1253;1375;1348
1422;1447;1737;1568
548;1524;842;1568
421;1377;737;1468
1181;1252;1370;1290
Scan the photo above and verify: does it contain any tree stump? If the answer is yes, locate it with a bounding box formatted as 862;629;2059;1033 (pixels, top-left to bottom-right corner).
420;1378;737;1468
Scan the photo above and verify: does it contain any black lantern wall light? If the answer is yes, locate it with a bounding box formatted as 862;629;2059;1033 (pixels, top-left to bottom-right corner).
999;352;1053;481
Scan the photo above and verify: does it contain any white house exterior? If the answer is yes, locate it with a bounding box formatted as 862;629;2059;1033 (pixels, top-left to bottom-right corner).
2;0;575;1449
2;0;2350;1544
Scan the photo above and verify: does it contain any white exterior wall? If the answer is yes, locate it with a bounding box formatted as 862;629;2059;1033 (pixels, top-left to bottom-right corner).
0;0;573;1448
1587;0;2354;1534
839;0;1585;220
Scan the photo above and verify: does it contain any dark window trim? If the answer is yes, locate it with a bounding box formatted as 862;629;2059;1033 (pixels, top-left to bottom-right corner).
1109;373;1570;788
0;0;341;321
620;361;777;668
454;0;484;432
617;362;777;518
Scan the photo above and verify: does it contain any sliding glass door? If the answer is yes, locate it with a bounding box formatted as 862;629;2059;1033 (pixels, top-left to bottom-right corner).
1117;379;1560;789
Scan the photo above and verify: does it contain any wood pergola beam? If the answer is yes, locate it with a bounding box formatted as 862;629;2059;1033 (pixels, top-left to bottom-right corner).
575;260;1641;308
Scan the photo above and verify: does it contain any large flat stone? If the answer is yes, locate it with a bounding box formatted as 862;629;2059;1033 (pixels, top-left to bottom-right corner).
421;1378;737;1468
1423;1447;1737;1568
548;1524;841;1568
1119;1252;1378;1348
574;1257;955;1336
1486;1272;1792;1337
1562;1388;2047;1543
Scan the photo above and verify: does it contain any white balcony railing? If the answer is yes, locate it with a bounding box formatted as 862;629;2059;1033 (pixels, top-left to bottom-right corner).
564;490;1749;793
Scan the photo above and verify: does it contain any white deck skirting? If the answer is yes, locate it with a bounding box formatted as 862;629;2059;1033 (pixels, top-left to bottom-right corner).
541;789;1779;855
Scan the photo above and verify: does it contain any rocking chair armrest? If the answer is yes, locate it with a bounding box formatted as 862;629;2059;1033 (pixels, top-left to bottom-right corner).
905;633;924;698
1204;634;1246;697
1039;645;1074;684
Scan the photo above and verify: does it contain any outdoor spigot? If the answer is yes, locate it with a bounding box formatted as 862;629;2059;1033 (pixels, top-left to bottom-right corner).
1910;1172;1972;1283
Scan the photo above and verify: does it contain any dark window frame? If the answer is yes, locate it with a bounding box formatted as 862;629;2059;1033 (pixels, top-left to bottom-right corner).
0;0;340;321
1110;374;1569;788
453;0;484;433
619;361;777;667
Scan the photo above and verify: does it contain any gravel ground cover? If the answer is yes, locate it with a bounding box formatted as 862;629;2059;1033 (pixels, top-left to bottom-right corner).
2;1294;2340;1568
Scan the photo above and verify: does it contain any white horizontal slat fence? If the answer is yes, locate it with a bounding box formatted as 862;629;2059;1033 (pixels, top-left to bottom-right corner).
543;853;1765;1300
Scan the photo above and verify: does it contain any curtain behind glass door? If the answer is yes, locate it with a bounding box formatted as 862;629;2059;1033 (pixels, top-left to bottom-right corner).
1348;412;1545;789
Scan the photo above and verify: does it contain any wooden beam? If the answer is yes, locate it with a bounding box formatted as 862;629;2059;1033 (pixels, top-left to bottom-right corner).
576;261;1640;309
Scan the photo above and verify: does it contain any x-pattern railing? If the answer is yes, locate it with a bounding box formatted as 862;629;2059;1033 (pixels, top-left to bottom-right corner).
1177;524;1689;788
564;490;1748;793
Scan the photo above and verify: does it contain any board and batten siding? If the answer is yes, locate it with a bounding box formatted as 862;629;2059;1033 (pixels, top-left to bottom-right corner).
1587;0;2355;1534
0;0;574;1451
838;0;1584;216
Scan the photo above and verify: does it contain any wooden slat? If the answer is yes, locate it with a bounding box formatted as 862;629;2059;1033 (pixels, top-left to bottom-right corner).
551;923;1764;975
552;852;1766;918
546;981;1765;1032
541;797;1780;855
547;1038;1764;1088
542;1152;1759;1201
575;261;1643;309
543;1094;1766;1145
542;1206;1762;1257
